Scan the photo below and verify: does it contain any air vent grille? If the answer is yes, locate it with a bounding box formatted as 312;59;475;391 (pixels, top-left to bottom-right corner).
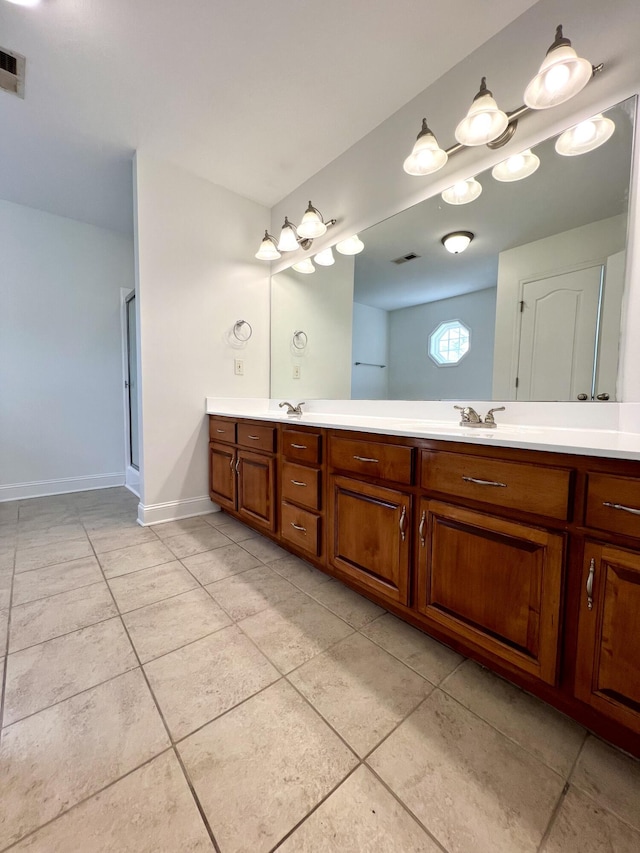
0;48;25;98
392;253;420;265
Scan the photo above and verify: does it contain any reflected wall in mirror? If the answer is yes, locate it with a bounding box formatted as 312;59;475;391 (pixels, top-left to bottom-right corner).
271;97;635;402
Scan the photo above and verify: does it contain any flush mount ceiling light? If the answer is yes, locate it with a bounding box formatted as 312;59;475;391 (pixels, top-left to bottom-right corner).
336;235;365;255
491;148;541;182
524;26;593;110
455;78;509;147
555;113;615;156
442;232;474;254
403;119;448;176
255;202;336;260
292;257;315;274
441;178;483;205
314;247;335;266
254;231;281;261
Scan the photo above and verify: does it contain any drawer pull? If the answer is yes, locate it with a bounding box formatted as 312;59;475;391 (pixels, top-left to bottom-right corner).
235;459;240;474
354;455;379;463
247;435;261;440
399;506;407;542
603;501;640;516
586;557;595;610
290;443;308;449
291;522;307;533
462;476;507;488
229;457;234;470
216;428;226;433
291;479;307;487
419;510;426;547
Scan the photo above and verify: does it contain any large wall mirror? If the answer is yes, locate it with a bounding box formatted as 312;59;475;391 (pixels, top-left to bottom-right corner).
271;96;636;402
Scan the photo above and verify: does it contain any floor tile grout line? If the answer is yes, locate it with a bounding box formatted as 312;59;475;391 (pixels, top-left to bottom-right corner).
101;556;182;581
0;544;17;737
536;780;570;853
10;575;108;609
6;611;120;658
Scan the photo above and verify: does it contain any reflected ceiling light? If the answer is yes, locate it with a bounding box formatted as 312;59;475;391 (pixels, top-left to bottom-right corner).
442;232;474;254
292;258;315;274
491;149;540;182
555;114;615;156
403;119;448;176
254;231;281;261
524;26;593;110
336;235;365;255
5;0;41;6
314;247;335;266
297;201;335;239
441;178;482;205
455;78;509;146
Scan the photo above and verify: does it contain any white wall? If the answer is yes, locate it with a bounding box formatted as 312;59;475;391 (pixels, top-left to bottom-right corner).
0;199;134;500
388;288;496;400
134;155;270;523
352;302;389;399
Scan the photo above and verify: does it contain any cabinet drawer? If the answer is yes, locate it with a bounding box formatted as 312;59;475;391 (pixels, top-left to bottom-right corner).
237;423;276;453
280;502;320;556
585;473;640;539
329;436;413;485
282;429;322;464
421;450;571;520
281;461;321;510
209;417;237;444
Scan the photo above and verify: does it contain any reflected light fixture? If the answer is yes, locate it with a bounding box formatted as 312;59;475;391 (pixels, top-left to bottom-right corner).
491;148;540;182
442;232;474;254
455;78;509;147
314;247;335;266
524;26;593;110
292;257;315;274
336;235;365;255
5;0;41;5
403;119;448;176
555;114;615;156
441;178;482;205
254;231;281;261
297;201;334;239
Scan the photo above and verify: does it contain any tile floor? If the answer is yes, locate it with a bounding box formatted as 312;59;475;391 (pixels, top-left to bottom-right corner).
1;487;640;852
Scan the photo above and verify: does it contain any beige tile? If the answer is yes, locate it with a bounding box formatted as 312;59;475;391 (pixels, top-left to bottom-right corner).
0;544;16;571
145;625;279;739
443;660;586;777
182;543;261;584
309;579;385;629
108;561;198;613
572;735;640;830
81;511;139;533
0;669;170;850
0;501;19;522
214;517;255;541
17;509;79;532
543;786;640;853
369;689;564;853
9;582;117;652
12;556;103;605
0;609;8;656
10;751;214;853
278;765;440;852
17;522;87;550
270;554;332;591
4;618;137;725
290;633;432;756
14;537;93;573
239;592;354;673
206;565;299;620
362;613;463;683
240;534;289;563
151;516;215;540
98;539;175;578
89;525;158;553
123;587;231;662
202;509;228;527
0;569;11;608
162;526;229;559
179;680;357;853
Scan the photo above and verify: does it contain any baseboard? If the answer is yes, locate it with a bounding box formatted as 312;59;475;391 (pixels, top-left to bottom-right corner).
125;466;140;498
137;495;220;526
0;473;126;503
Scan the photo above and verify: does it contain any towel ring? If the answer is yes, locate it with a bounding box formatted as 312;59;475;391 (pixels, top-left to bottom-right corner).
292;330;308;350
233;319;253;342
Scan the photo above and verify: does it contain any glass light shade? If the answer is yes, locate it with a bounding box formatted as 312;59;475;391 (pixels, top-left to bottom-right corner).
491;149;541;182
292;258;315;274
524;44;592;110
297;204;327;239
403;126;448;176
314;247;335;266
441;178;482;205
555;114;615;156
277;218;300;252
255;231;281;261
336;235;364;255
442;232;474;254
455;83;509;146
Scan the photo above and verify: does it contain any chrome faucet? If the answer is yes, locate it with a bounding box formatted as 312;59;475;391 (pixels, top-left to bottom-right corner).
279;401;305;416
454;405;505;428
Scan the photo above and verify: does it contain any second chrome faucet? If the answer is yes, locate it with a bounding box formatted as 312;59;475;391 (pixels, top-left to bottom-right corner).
454;405;505;428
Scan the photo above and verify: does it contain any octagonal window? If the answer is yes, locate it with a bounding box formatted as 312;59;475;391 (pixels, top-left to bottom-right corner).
429;319;470;366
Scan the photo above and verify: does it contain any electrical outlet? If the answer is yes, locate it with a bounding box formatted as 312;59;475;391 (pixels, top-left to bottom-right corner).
293;365;301;379
234;358;244;376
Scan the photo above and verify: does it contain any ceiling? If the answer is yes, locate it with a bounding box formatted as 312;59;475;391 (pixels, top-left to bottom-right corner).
0;0;539;234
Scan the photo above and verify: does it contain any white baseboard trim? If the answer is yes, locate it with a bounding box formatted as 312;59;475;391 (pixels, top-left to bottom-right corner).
0;473;126;503
125;466;140;498
137;495;220;526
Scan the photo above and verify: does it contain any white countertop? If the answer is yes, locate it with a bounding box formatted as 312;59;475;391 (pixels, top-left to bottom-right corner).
205;397;640;461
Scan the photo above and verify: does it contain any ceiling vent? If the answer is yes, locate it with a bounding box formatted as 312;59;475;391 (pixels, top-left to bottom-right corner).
392;252;420;264
0;48;25;98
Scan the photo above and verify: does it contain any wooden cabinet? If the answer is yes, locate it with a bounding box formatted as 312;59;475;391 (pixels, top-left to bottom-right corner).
417;499;564;684
237;450;275;531
209;442;236;510
280;427;324;558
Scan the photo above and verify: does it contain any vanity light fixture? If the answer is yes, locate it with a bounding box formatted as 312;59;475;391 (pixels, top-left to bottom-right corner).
297;201;335;239
441;178;482;205
491;148;540;182
277;216;310;252
442;232;474;254
292;257;316;274
255;203;336;260
555;113;615;156
255;231;281;261
455;78;509;147
336;234;365;255
314;247;335;266
524;26;593;110
403;119;448;176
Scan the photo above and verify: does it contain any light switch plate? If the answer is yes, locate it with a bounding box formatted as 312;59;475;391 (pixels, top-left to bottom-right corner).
234;359;244;376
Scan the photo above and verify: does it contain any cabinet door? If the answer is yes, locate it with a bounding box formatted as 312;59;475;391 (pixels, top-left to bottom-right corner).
575;543;640;731
209;442;236;510
417;500;564;684
328;475;410;605
237;450;276;532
